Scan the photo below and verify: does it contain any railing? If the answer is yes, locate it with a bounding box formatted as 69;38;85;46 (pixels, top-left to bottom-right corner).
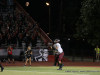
68;49;95;62
38;28;53;44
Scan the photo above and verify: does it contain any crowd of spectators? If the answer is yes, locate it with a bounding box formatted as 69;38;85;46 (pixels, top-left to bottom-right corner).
0;2;39;48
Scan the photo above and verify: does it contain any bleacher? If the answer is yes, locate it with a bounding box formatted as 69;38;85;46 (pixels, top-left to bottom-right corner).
0;0;49;49
0;0;70;62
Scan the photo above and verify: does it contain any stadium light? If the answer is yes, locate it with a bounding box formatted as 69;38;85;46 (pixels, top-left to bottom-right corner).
46;2;51;33
46;2;49;6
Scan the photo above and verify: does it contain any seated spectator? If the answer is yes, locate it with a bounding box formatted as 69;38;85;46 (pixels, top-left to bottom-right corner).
7;33;11;45
0;33;2;47
24;34;31;48
18;33;22;47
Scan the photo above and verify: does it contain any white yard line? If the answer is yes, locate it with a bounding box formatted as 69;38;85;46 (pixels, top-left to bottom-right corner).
5;70;90;75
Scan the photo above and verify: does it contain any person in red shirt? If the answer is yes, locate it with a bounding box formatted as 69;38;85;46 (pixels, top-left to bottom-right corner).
7;45;15;64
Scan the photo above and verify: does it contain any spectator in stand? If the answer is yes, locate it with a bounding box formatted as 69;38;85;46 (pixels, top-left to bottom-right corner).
34;29;38;44
7;0;13;11
0;13;3;21
16;13;19;21
0;5;40;48
7;45;15;64
2;31;7;44
31;33;35;47
18;33;22;47
26;15;30;21
24;33;31;48
0;33;2;47
0;21;3;30
15;28;19;38
9;14;12;22
20;12;25;22
34;24;39;30
13;13;16;22
5;13;9;21
7;33;11;45
22;27;27;38
11;30;17;44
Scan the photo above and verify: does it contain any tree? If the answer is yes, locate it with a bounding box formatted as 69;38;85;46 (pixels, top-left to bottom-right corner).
75;0;100;46
62;0;83;35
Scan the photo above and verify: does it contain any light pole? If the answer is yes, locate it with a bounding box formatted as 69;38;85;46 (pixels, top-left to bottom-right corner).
46;2;50;34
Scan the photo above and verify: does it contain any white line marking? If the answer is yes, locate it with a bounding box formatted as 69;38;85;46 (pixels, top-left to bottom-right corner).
5;70;90;75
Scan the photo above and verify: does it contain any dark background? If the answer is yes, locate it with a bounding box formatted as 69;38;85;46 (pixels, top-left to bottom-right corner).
16;0;83;34
16;0;94;57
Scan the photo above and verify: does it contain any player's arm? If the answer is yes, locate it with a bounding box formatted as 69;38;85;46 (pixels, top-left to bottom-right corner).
50;46;52;49
55;50;58;53
47;43;53;49
55;47;58;50
54;44;58;50
30;51;33;54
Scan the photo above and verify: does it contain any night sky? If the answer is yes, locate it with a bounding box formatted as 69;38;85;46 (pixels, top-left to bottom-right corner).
17;0;51;33
16;0;94;56
16;0;83;35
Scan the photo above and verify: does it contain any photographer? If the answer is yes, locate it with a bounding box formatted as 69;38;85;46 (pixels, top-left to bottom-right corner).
49;39;64;70
7;45;15;64
23;46;33;66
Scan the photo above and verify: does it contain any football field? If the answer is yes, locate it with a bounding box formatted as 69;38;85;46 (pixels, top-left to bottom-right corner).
0;66;100;75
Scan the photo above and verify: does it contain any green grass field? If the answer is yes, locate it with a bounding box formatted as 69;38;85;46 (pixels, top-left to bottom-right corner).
0;66;100;75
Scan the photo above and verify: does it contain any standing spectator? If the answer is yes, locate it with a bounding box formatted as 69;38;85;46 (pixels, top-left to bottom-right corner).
94;45;100;60
0;33;2;47
7;45;15;63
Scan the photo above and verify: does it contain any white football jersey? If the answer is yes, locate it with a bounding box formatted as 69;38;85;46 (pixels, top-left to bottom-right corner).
53;43;63;53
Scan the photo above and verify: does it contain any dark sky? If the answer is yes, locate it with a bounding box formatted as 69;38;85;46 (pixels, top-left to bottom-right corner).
16;0;49;20
16;0;83;34
16;0;95;53
16;0;52;33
